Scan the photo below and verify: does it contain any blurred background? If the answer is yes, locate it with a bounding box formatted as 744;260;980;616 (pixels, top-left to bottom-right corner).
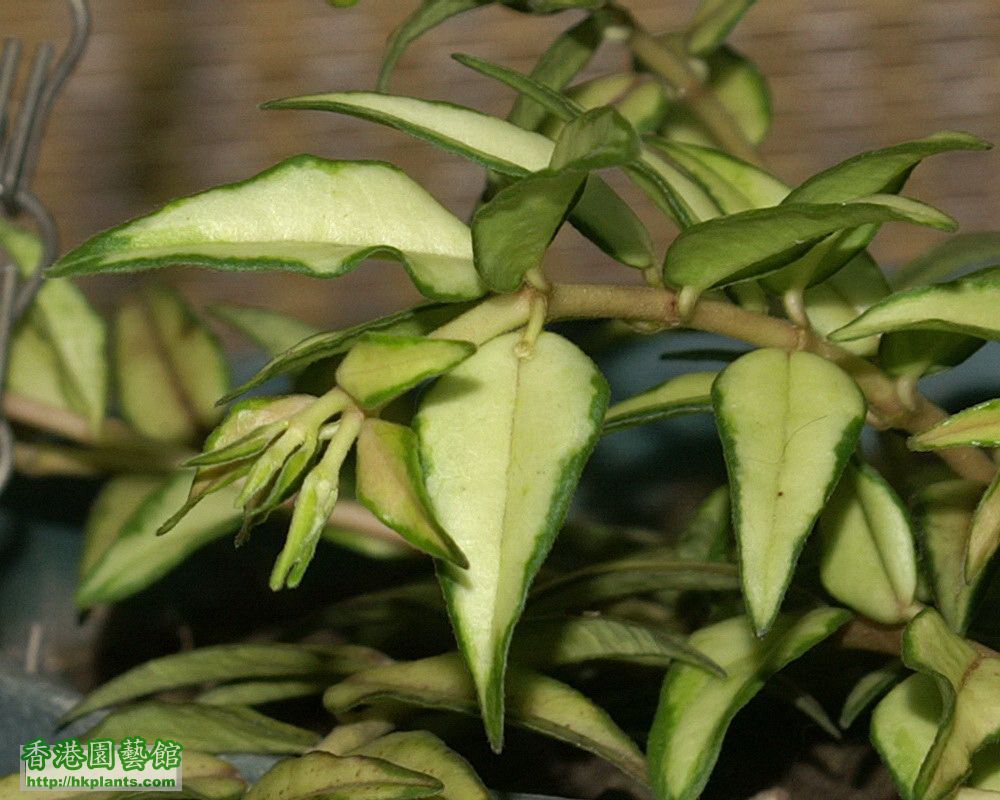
5;0;1000;340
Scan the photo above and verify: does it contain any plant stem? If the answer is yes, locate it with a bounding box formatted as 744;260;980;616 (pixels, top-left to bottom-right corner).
628;27;762;166
14;442;100;477
428;284;996;485
547;283;997;484
429;290;534;345
836;616;1000;659
4;392;138;446
4;392;193;474
835;617;904;656
13;441;180;476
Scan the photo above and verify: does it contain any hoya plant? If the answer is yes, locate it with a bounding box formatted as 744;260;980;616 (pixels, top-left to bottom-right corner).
3;0;1000;798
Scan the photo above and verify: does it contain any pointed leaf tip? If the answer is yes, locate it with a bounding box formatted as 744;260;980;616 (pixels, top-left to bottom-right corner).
831;266;1000;343
356;419;468;568
323;653;645;780
713;348;865;634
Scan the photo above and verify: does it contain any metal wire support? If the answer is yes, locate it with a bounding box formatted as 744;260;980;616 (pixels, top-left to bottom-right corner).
0;0;91;492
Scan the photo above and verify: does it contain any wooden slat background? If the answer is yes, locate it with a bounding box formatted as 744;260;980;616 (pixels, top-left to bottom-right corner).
4;0;1000;334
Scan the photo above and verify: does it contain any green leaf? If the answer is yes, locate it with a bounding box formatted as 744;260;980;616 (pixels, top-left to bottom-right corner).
762;134;988;291
616;81;670;133
211;304;321;358
647;608;850;800
377;0;490;91
762;227;881;294
727;281;769;313
80;475;169;578
64;642;385;723
0;216;43;269
878;233;1000;377
5;318;72;411
266;92;653;269
546;74;633;136
818;461;919;624
570;177;656;269
507;12;608;130
450;52;579;125
450;66;642;276
603;371;716;433
268;92;553;174
911;399;1000;451
968;744;1000;792
466;44;683;227
316;721;397;756
550;106;641;170
469;94;645;285
878;706;1000;799
871;673;943;800
676;485;732;562
336;334;474;409
179;752;248;800
355;419;467;566
528;557;739;613
75;471;242;608
246;751;440;800
197;679;331;706
631;150;718;226
659;46;771;148
966;472;1000;585
831;266;1000;343
802;252;890;356
84;701;318;754
27;278;108;433
415;331;608;749
713;348;865;634
787;132;991;205
880;330;984;381
765;674;841;739
664;196;957;296
902;609;1000;800
2;220;109;432
323;652;646;780
145;286;228;417
893;231;1000;289
511;615;725;674
114;287;229;443
913;481;987;634
53;156;484;302
686;0;756;55
646;138;788;214
220;308;442;403
839;660;904;729
350;731;490;800
473;170;585;292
